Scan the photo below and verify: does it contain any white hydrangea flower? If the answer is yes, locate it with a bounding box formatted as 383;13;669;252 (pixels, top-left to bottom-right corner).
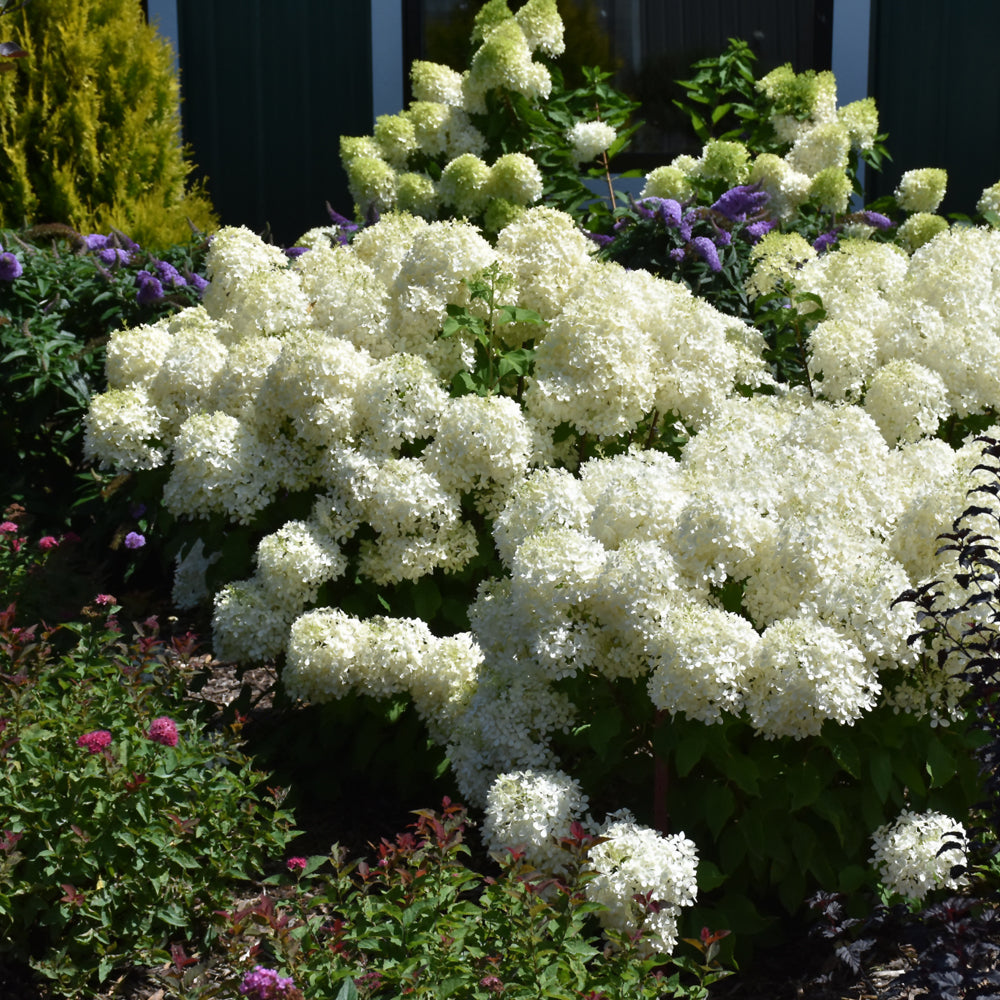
493;467;593;566
83;388;167;470
808;319;878;401
586;810;699;956
482;768;588;873
786;121;851;177
373;111;419;169
253;519;348;608
463;18;551;113
296;242;391;357
162;412;275;523
742;616;879;739
640;164;694;202
863;360;951;444
437;153;493;218
567;120;617;163
349;211;429;287
526;264;658;439
895;168;948;213
105;322;172;390
211;579;297;663
647;601;759;724
870;810;967;901
977;179;1000;217
423;394;533;514
487;152;544;206
514;0;565;56
748;153;811;219
352;353;448;456
410;60;465;106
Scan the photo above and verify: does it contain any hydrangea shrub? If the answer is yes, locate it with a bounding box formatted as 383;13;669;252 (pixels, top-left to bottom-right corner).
84;2;1000;948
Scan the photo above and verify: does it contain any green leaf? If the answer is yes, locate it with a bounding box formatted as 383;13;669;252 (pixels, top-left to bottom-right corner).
925;737;956;788
868;751;894;804
702;782;735;840
334;978;359;1000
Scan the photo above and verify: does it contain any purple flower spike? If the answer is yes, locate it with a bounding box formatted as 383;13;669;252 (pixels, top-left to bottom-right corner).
745;219;777;243
0;251;22;281
327;203;360;232
712;184;770;222
691;236;722;272
84;234;109;250
135;270;165;305
813;230;840;253
97;247;131;266
284;246;309;258
584;230;614;248
187;272;208;295
858;210;893;230
154;260;187;288
669;247;686;263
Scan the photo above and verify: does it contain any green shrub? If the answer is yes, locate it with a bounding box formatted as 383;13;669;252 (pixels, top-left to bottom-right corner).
0;0;217;249
0;587;297;994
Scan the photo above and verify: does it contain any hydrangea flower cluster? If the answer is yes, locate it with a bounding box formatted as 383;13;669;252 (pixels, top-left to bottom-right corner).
340;0;561;223
642;66;873;219
480;770;698;955
869;809;967;902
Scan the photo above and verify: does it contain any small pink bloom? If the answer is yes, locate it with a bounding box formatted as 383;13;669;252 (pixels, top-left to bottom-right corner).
286;856;308;872
0;521;17;534
77;730;112;754
94;593;116;606
147;716;179;747
38;535;59;550
480;976;505;993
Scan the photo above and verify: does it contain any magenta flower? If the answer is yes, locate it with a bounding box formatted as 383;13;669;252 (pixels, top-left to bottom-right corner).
286;856;308;872
124;531;146;549
0;521;18;534
239;966;297;999
94;594;117;606
77;730;112;754
38;535;59;551
147;716;179;747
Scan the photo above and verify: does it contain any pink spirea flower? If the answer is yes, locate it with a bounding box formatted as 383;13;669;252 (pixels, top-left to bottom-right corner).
286;856;308;872
147;716;179;747
0;521;17;534
239;966;297;999
77;730;112;754
94;593;116;606
38;536;59;551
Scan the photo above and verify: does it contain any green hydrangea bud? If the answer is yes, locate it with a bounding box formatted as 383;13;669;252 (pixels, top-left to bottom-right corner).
700;140;750;185
640;165;694;202
897;212;948;251
809;167;852;214
895;168;948;213
396;172;439;219
438;153;492;217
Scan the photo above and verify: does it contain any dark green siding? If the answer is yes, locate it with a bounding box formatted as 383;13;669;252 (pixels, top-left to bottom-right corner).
177;1;373;244
869;0;1000;214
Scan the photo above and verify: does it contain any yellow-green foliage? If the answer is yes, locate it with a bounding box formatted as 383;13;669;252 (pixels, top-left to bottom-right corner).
0;0;216;248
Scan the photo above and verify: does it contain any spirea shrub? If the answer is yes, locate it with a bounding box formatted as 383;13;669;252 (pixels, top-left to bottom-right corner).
84;4;998;948
0;607;296;994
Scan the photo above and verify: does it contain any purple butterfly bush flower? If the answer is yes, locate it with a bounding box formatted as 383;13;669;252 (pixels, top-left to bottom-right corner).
97;247;132;266
187;271;208;295
154;259;187;288
135;270;164;305
669;247;686;263
711;184;770;223
857;210;892;230
690;236;722;272
584;230;614;248
745;219;777;243
124;531;146;549
0;249;22;281
813;230;840;253
284;247;309;258
634;197;684;229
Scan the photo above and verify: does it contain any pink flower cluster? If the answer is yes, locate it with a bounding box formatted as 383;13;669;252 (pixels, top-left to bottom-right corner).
239;966;298;1000
147;716;179;747
77;730;112;754
286;856;308;872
